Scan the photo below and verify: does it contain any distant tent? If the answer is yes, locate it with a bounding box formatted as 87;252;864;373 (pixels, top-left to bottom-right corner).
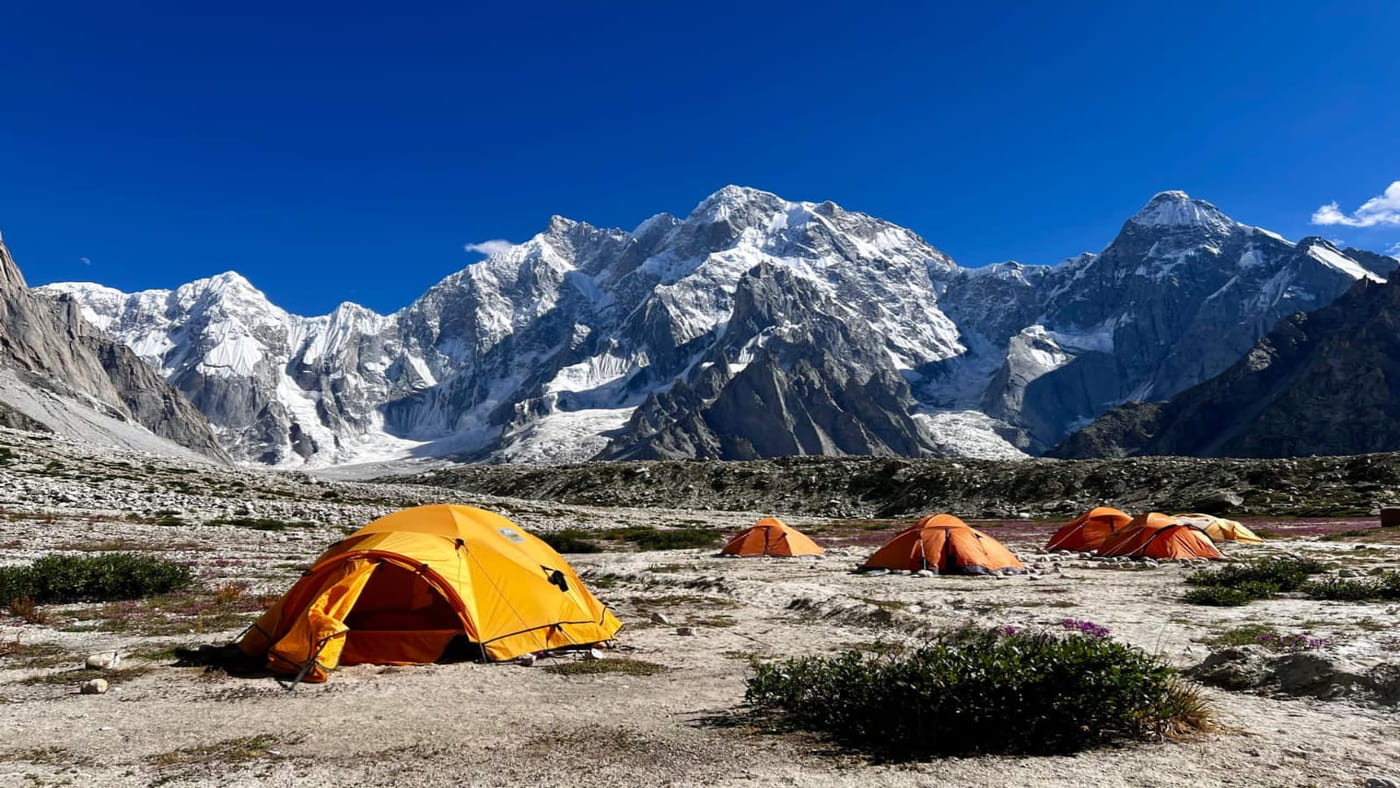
720;517;824;557
1173;513;1263;544
1098;512;1223;560
860;514;1027;575
1046;506;1133;552
237;505;622;683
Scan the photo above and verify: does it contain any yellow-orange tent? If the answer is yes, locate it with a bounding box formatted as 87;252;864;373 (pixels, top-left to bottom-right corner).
1098;512;1223;560
1045;506;1133;552
237;505;621;682
1173;513;1264;544
721;517;824;557
860;514;1026;575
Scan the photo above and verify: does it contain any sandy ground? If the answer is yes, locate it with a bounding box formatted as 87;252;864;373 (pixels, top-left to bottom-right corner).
3;503;1400;788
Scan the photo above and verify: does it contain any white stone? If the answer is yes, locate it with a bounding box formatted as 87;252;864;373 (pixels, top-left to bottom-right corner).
85;652;121;670
649;612;672;625
80;678;109;695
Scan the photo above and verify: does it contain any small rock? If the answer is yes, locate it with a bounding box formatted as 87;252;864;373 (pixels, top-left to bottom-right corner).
586;648;605;660
85;652;121;671
516;653;537;667
1051;564;1062;574
914;569;934;578
1365;778;1400;788
80;679;109;695
676;627;694;636
1027;574;1041;581
1143;559;1159;568
649;612;672;625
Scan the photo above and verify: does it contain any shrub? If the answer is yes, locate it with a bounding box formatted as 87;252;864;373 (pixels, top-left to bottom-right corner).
537;529;603;554
204;517;315;531
1302;571;1400;601
745;626;1211;758
0;553;193;605
1185;557;1327;593
1183;582;1278;606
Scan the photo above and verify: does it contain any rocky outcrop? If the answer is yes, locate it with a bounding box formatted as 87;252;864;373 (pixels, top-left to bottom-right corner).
1052;272;1400;459
0;235;228;462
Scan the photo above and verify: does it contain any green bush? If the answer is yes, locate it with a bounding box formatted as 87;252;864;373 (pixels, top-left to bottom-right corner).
1182;557;1331;606
1302;571;1400;601
203;517;315;531
537;529;603;554
612;527;717;550
0;553;193;605
745;626;1210;758
1183;582;1278;606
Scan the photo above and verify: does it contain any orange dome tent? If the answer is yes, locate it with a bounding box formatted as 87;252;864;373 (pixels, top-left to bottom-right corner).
1173;513;1264;544
721;517;824;557
859;514;1027;575
1097;512;1223;560
1045;506;1133;552
237;505;622;683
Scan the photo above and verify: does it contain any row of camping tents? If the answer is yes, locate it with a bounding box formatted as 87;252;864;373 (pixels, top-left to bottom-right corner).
720;508;1263;573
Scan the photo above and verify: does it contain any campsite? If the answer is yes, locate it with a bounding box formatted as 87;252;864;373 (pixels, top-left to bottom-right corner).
1;429;1398;786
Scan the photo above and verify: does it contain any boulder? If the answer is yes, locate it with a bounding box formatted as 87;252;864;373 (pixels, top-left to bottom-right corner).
1192;489;1244;514
1188;646;1270;690
79;678;109;695
85;652;121;670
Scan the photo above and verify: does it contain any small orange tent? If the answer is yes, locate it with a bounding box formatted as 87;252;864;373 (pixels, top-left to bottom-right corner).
1097;512;1223;560
860;514;1027;575
1045;506;1133;552
1173;513;1264;544
237;505;622;682
721;517;823;557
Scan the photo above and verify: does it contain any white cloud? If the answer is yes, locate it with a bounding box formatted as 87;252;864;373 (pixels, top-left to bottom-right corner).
79;256;91;265
463;239;514;256
1311;181;1400;227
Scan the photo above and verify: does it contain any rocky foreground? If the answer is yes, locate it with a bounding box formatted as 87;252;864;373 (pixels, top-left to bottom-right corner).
1;428;1399;786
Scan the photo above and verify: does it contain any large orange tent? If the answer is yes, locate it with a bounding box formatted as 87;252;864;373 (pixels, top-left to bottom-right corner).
1045;506;1133;552
721;517;824;557
859;514;1027;575
1097;512;1223;560
1173;513;1264;544
236;505;622;683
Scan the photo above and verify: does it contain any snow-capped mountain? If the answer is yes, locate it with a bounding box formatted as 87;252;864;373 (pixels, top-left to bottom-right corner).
40;187;1396;466
0;235;229;461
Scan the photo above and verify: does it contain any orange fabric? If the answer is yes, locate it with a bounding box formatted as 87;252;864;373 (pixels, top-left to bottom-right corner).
265;559;378;683
720;517;824;557
238;505;622;679
1046;507;1133;552
1098;512;1224;559
860;514;1026;575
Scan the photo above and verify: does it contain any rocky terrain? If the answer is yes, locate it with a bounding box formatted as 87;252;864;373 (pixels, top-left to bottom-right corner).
1;427;1399;786
40;188;1396;468
1053;272;1400;459
403;452;1400;520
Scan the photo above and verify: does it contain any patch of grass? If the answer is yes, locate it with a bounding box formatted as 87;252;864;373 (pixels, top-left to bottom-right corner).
21;665;152;686
746;625;1213;758
687;614;737;628
542;658;669;676
7;596;48;624
147;734;289;768
0;640;71;669
1301;571;1400;601
1355;617;1388;632
0;746;75;765
1201;623;1279;648
1183;582;1278;606
203;517;316;531
536;529;604;554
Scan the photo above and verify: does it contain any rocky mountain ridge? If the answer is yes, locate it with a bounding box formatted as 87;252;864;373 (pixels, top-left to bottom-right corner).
0;236;229;462
1051;271;1400;459
38;187;1396;467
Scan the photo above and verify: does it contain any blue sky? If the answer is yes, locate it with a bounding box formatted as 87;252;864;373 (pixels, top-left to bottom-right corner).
3;1;1398;315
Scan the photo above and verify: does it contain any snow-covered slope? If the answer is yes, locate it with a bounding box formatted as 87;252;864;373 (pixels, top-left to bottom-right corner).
39;187;1396;466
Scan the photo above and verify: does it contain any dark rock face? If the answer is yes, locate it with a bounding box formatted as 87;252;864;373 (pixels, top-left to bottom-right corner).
603;264;938;460
1053;273;1400;459
0;237;228;461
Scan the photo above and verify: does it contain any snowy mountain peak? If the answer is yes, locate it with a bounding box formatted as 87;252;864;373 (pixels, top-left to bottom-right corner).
1129;191;1236;231
690;185;786;221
